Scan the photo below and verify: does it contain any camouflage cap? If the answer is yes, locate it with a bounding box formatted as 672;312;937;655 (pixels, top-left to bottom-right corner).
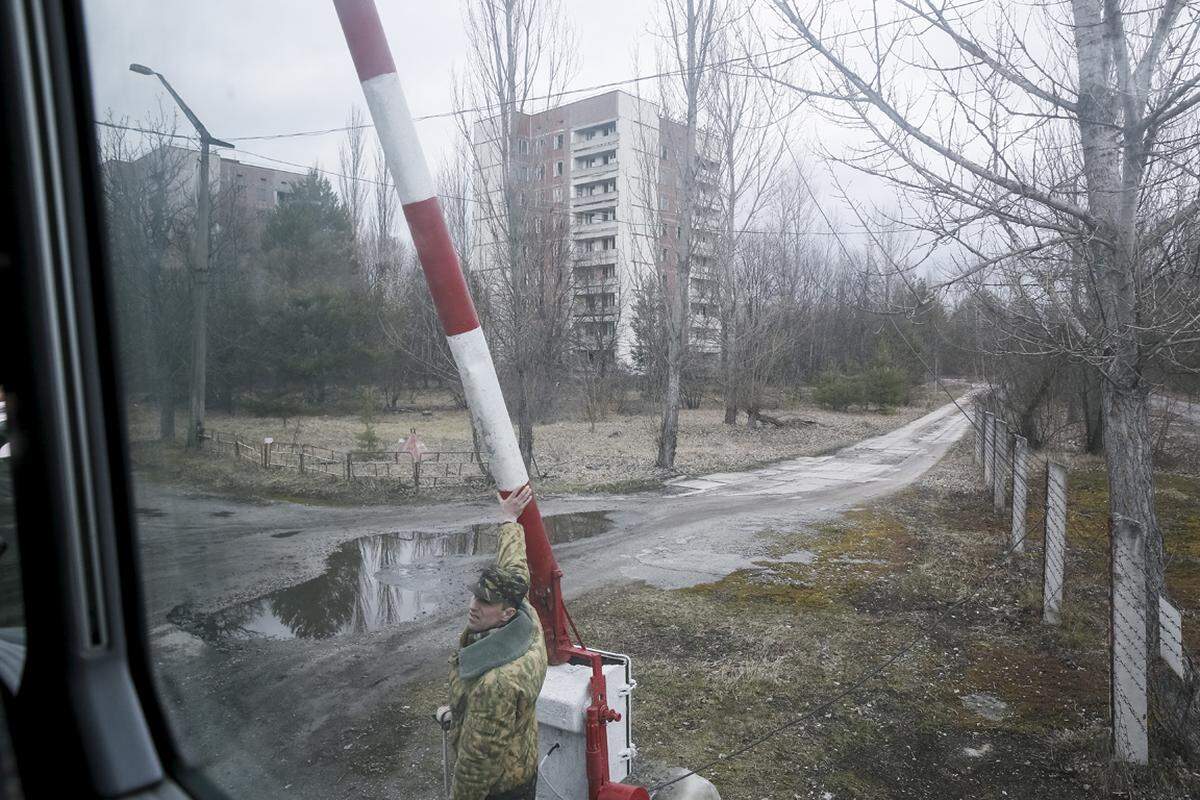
470;565;529;607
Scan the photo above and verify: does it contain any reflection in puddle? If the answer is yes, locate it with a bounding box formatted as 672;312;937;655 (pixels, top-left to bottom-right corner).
179;511;613;642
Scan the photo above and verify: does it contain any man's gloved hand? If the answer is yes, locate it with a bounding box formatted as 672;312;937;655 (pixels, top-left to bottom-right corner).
434;705;452;731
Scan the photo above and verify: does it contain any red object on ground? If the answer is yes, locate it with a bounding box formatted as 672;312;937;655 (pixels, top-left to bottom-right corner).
330;3;636;798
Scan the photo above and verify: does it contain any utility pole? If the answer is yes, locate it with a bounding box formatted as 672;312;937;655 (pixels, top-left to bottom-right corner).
129;64;233;448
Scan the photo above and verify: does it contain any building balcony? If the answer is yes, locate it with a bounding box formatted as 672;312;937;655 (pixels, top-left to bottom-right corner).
572;133;620;157
574;305;618;319
572;220;618;238
574;276;619;292
574;250;619;267
571;190;618;209
571;162;619;182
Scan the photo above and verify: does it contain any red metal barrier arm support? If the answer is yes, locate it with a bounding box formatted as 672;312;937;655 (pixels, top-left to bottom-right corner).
330;4;645;799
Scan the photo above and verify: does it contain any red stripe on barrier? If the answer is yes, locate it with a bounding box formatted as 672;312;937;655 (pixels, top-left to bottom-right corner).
332;0;397;83
403;197;480;336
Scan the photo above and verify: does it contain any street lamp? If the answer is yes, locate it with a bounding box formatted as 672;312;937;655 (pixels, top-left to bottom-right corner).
129;63;233;449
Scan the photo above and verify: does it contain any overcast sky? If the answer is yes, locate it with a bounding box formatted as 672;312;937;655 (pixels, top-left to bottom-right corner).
81;0;916;250
84;2;657;178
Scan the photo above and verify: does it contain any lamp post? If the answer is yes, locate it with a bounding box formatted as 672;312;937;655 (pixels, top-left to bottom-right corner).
129;63;233;448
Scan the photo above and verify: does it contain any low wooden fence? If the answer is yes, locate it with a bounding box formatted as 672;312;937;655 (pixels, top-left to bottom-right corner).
201;430;491;490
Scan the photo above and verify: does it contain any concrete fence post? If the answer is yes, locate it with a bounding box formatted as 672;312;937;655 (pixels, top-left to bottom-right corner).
992;420;1009;514
1111;516;1149;764
983;412;995;489
973;406;984;464
1043;462;1067;625
1010;435;1029;554
299;451;305;475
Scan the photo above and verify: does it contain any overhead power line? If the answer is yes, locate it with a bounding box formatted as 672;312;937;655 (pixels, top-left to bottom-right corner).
222;0;986;143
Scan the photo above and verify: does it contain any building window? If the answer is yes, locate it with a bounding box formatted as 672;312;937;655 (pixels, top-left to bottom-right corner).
553;187;562;202
660;144;668;159
554;133;564;149
555;160;563;177
660;196;668;211
517;138;529;155
538;164;546;180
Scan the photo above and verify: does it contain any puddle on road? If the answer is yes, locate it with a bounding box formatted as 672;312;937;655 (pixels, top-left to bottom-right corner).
271;530;303;539
174;511;613;642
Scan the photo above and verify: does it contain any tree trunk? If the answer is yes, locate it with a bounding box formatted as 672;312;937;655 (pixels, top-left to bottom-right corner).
516;374;534;470
158;377;175;442
721;311;737;424
1082;368;1105;453
657;326;682;469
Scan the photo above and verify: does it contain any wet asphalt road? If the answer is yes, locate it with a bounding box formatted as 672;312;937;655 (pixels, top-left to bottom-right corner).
135;397;972;637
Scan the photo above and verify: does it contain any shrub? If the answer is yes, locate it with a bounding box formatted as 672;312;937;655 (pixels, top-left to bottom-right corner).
354;388;382;452
813;372;862;411
861;363;910;409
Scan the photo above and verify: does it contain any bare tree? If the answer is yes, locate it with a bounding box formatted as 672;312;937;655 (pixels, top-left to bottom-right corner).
650;0;729;468
459;0;579;467
707;36;790;423
769;0;1200;752
99;110;195;441
338;106;369;278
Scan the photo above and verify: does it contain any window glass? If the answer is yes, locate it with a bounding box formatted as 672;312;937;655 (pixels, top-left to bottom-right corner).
0;364;25;798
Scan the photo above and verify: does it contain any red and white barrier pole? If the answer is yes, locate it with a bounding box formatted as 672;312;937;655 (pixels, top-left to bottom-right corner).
330;4;646;799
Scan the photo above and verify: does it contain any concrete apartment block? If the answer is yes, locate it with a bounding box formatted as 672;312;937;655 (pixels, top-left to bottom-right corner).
472;90;720;366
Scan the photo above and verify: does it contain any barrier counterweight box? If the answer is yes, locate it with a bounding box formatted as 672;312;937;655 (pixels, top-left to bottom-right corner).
536;652;637;798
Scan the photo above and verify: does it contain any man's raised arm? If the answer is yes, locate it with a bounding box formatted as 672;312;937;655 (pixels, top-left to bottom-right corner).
494;485;533;585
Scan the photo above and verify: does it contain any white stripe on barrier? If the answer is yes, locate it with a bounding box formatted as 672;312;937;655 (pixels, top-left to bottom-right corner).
361;72;435;204
447;327;530;491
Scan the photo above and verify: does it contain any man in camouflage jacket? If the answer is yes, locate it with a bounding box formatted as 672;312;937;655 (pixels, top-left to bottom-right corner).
444;485;547;800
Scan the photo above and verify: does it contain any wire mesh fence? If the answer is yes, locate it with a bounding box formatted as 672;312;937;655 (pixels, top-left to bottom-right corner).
967;402;1197;764
993;419;1010;514
1010;435;1029;555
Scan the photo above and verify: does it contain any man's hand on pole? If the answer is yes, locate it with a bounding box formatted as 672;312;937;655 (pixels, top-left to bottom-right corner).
498;485;533;524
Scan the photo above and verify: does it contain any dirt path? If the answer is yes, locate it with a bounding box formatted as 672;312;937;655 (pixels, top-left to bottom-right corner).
138;397;974;799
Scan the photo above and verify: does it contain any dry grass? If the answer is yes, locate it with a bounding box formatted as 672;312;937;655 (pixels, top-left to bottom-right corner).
126;383;956;502
563;441;1200;799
